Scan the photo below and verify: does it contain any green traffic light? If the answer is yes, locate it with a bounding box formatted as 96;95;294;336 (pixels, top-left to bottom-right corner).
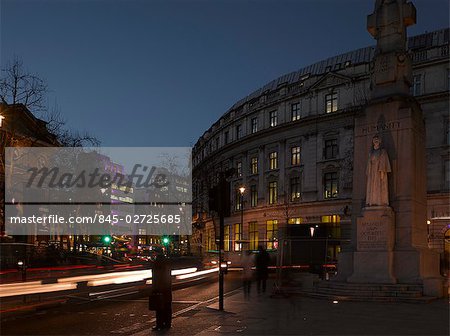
102;236;111;244
162;237;170;245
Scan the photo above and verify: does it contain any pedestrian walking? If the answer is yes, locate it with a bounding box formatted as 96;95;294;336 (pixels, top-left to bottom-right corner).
255;245;270;294
241;250;254;299
149;252;172;331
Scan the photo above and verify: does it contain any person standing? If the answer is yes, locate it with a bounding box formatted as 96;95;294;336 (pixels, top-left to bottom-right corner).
255;245;270;294
241;250;254;299
149;253;172;331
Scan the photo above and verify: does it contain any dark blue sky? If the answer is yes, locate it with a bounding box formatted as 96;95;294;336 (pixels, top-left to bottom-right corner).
1;0;448;147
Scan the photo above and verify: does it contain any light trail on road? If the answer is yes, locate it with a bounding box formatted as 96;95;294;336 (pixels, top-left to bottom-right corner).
0;282;78;298
0;267;218;298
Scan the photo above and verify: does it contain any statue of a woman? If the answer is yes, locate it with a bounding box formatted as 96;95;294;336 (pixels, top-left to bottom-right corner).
366;135;391;206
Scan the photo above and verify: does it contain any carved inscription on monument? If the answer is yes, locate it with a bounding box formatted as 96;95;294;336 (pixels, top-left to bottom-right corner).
361;121;400;135
356;209;394;252
357;220;387;251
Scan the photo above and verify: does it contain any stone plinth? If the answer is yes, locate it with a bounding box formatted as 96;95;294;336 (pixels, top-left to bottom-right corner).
394;248;444;297
332;1;444;298
356;206;395;251
348;206;396;284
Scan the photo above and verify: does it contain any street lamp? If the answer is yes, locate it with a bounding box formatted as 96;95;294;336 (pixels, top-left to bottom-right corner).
239;186;245;250
17;260;27;281
309;226;315;271
0;114;4;237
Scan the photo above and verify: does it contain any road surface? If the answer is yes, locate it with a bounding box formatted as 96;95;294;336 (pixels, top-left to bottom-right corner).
1;272;243;335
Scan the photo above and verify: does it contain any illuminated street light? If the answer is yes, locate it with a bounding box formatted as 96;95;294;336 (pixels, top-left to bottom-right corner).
0;114;4;127
239;186;245;250
309;226;315;271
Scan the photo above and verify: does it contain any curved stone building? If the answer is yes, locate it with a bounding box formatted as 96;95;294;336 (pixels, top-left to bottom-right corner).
192;28;449;272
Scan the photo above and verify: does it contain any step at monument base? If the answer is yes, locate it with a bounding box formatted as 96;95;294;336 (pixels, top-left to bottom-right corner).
310;281;437;303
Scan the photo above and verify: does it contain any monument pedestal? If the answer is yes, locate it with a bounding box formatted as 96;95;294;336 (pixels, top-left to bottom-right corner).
348;206;396;284
332;0;444;298
394;247;444;297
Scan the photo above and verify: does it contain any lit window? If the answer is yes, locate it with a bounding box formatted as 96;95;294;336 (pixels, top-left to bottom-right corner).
235;189;243;210
237;161;242;177
207;228;217;251
251;117;258;133
251;157;258;174
291;103;300;121
325;92;338;113
224;225;231;252
288;217;303;224
411;74;422;96
321;215;340;223
290;177;301;201
321;215;341;239
324;139;338;159
269;181;278;204
249;222;259;251
138;228;147;235
266;220;278;250
270;111;278;127
234;223;241;251
269;151;278;170
324;172;338;199
291;146;301;165
250;185;258;207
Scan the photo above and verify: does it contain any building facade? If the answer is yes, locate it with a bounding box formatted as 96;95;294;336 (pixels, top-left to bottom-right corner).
0;103;60;236
0;103;61;266
191;29;450;271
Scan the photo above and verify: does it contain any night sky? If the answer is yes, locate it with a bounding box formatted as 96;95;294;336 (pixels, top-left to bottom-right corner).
1;0;448;147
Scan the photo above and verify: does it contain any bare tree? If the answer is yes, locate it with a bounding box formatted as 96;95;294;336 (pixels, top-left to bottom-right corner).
43;106;100;147
0;57;48;113
0;57;100;147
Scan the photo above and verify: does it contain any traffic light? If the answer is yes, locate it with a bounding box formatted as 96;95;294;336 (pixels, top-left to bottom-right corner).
162;236;170;246
219;178;231;217
102;235;112;245
208;185;219;212
208;180;231;216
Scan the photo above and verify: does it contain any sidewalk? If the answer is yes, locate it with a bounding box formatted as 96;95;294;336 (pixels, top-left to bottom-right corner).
138;281;449;335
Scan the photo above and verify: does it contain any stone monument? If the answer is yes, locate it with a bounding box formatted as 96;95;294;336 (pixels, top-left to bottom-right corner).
341;0;444;296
